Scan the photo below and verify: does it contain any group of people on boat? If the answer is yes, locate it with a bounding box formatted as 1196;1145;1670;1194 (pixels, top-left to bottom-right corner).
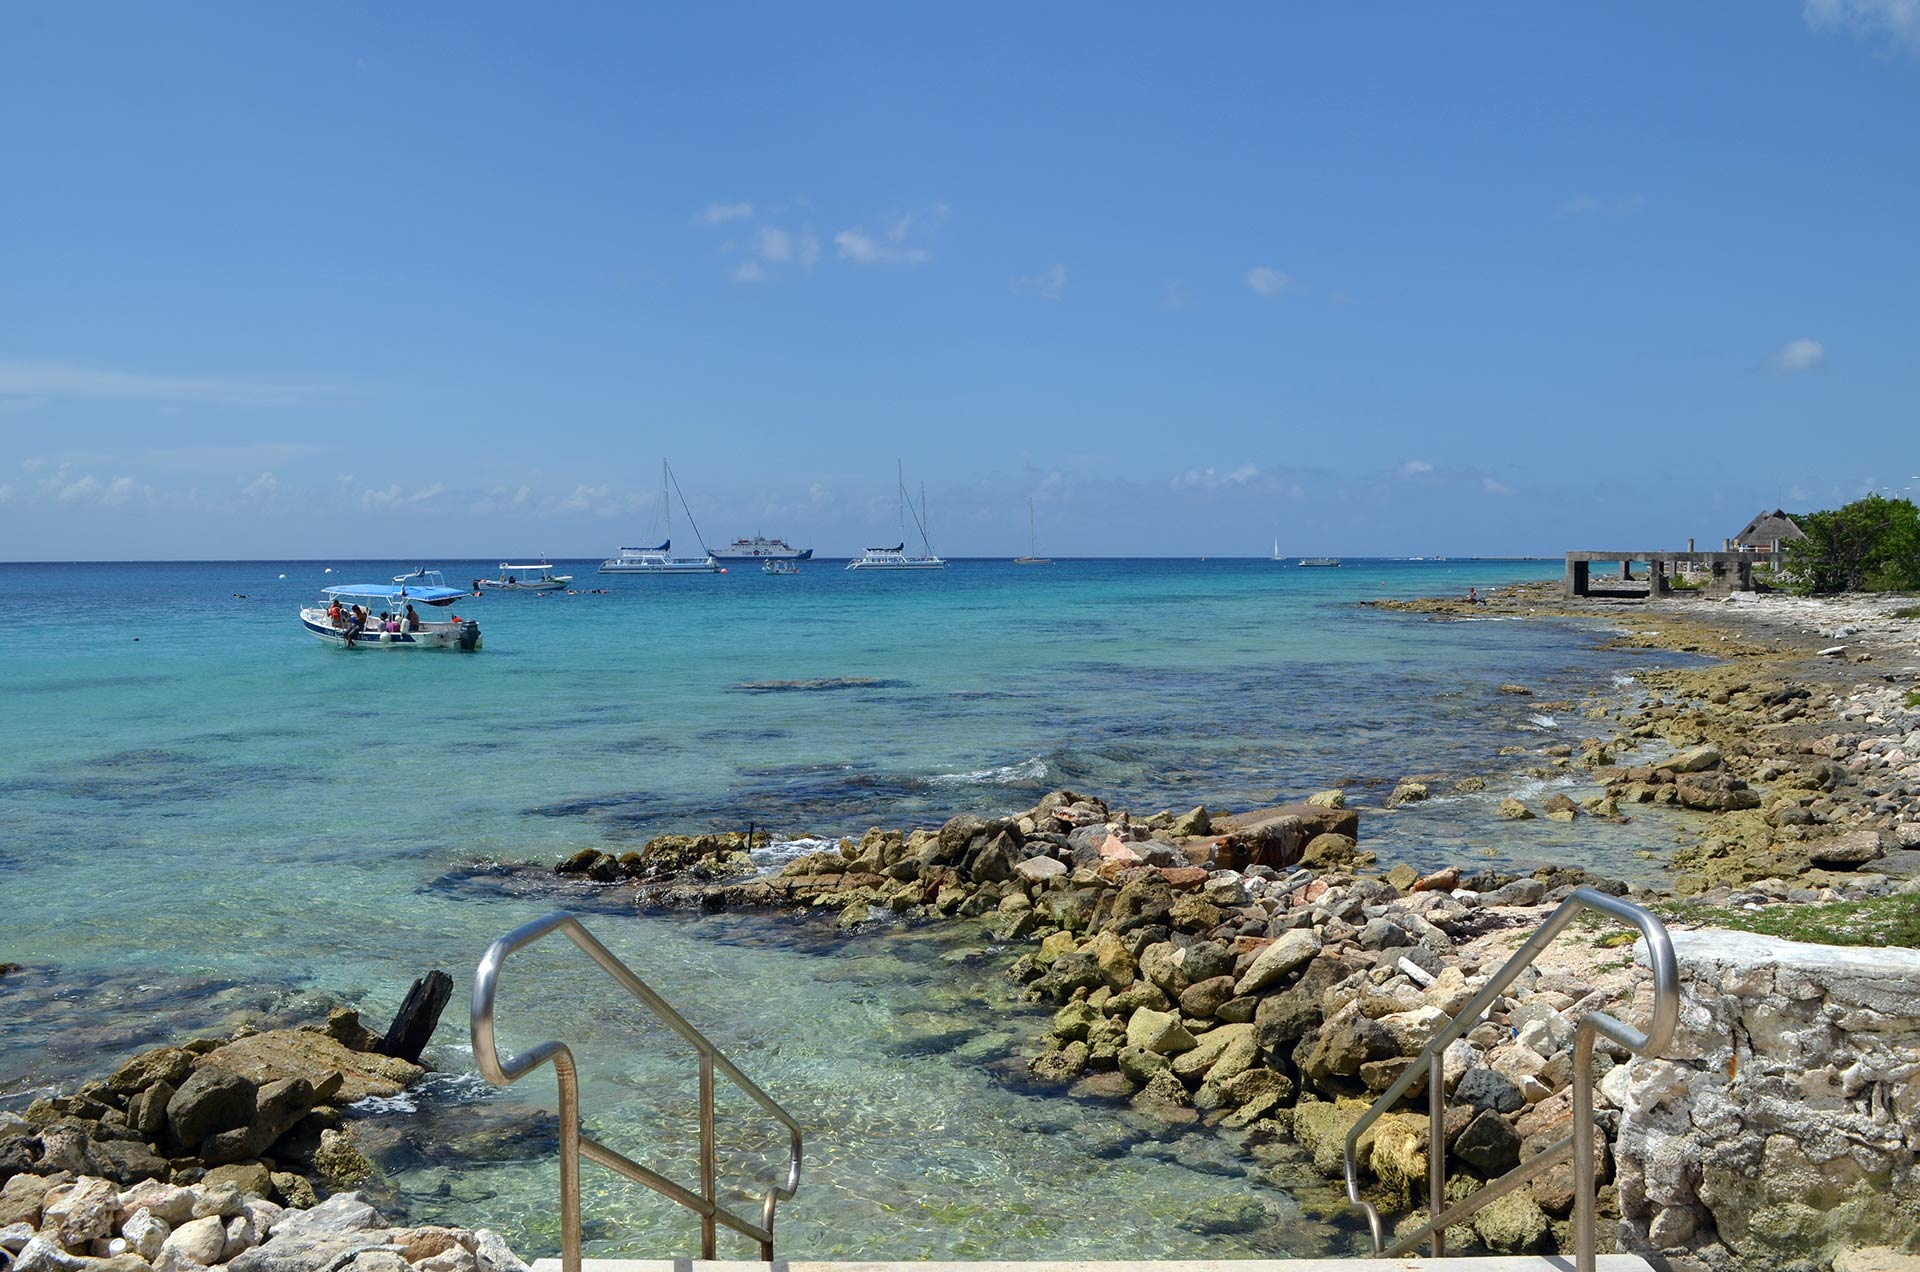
326;598;421;646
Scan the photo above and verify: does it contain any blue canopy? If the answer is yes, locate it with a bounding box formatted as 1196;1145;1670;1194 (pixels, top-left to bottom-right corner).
324;583;467;605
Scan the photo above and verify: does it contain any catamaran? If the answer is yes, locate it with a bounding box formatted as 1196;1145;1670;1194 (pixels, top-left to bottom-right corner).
1013;498;1051;565
848;462;945;570
476;561;572;591
600;462;722;574
298;569;481;650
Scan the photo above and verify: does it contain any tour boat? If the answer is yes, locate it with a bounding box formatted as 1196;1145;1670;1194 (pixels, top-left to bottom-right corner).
477;561;572;591
1013;498;1051;565
848;462;945;570
716;535;813;562
299;572;481;650
762;558;800;575
600;461;722;574
1298;558;1342;567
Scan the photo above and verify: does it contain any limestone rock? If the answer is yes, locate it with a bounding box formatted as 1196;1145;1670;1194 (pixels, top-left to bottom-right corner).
1235;929;1322;996
1498;798;1536;821
165;1066;257;1151
1125;1008;1196;1056
199;1029;423;1103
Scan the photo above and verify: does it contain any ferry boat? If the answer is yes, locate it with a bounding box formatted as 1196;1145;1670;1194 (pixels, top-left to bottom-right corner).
1298;557;1342;567
848;462;945;570
715;535;813;562
762;558;800;575
298;570;481;650
599;461;722;574
476;561;572;591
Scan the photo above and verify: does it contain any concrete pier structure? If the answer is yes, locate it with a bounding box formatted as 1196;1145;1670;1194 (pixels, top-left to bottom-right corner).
1563;550;1780;599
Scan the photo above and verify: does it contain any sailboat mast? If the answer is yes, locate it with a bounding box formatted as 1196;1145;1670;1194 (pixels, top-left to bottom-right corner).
897;459;905;543
921;482;930;554
1030;498;1038;556
663;460;671;544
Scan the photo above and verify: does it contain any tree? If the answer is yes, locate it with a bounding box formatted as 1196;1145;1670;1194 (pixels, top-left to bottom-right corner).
1783;495;1920;594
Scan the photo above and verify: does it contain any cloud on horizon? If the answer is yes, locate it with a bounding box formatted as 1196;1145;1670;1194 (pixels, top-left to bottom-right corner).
0;357;338;409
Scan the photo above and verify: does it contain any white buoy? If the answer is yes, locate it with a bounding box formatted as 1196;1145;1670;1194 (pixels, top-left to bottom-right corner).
278;573;287;579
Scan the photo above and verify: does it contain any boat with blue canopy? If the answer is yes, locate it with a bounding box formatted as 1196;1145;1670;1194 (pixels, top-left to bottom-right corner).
298;569;481;650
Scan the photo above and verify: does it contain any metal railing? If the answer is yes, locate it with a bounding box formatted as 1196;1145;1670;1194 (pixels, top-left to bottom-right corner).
1342;886;1679;1272
471;912;803;1271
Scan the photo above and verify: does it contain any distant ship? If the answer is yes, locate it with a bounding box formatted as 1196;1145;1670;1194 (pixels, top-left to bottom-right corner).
848;461;945;570
1298;557;1342;567
714;535;813;563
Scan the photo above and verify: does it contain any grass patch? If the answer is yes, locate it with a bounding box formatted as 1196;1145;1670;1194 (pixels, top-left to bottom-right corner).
1659;893;1920;949
1893;606;1920;619
1906;689;1920;710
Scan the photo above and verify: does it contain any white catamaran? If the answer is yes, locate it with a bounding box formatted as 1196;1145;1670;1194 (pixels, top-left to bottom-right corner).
600;462;722;574
848;462;945;570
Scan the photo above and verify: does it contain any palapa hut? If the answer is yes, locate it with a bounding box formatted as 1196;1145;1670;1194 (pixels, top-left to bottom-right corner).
1733;509;1805;552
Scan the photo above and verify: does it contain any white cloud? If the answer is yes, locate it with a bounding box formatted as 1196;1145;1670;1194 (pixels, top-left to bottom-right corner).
0;358;334;408
0;483;13;503
1401;459;1435;477
836;229;930;266
103;476;138;505
21;458;45;473
360;483;444;510
512;484;531;508
1805;0;1920;51
694;201;754;225
1012;263;1068;300
242;472;279;500
1482;477;1516;496
732;261;767;284
1171;463;1263;491
1773;338;1826;372
56;475;99;503
749;226;821;272
1246;267;1292;298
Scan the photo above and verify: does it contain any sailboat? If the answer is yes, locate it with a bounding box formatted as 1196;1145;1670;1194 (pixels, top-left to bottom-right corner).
599;461;723;574
847;462;945;570
1270;538;1283;562
1014;498;1052;565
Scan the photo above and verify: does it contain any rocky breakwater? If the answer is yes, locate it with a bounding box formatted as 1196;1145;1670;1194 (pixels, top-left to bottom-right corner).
1;990;456;1235
587;789;1667;1259
0;1184;529;1272
1613;930;1920;1272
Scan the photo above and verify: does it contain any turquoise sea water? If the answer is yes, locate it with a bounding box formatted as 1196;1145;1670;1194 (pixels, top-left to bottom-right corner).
0;558;1696;1259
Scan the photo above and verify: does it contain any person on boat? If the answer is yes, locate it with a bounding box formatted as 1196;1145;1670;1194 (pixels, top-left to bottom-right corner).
404;604;421;632
343;605;365;647
327;599;344;628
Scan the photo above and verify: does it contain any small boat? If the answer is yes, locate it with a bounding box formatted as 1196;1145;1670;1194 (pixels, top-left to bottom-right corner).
477;561;572;591
1013;498;1051;565
1270;539;1283;562
762;559;800;575
848;462;945;570
716;535;813;562
1298;557;1342;568
299;570;481;650
600;461;722;574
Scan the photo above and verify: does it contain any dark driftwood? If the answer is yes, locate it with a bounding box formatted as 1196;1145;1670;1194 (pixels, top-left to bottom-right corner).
380;970;453;1063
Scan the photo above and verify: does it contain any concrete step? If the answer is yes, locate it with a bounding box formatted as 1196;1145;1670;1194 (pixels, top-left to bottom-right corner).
532;1258;1657;1272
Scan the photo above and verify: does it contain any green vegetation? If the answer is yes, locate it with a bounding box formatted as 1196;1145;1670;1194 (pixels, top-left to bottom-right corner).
1906;690;1920;710
1895;606;1920;619
1783;494;1920;594
1660;893;1920;949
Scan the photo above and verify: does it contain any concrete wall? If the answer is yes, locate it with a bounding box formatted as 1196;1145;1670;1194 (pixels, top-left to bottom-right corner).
1612;931;1920;1271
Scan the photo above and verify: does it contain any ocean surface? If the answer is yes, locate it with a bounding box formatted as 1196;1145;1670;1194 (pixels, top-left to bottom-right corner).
0;557;1700;1259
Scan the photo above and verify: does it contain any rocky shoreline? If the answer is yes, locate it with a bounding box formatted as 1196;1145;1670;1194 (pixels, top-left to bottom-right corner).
538;581;1918;1268
0;1002;536;1272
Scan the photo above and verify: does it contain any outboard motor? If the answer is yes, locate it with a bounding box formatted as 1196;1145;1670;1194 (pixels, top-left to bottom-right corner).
458;620;482;652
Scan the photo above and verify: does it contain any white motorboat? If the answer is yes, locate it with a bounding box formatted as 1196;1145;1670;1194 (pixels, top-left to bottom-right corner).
762;558;800;575
600;461;722;574
298;570;481;650
477;561;572;591
847;461;945;570
1298;557;1342;567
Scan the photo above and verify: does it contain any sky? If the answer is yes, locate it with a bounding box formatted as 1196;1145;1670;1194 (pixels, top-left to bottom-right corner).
2;2;1917;560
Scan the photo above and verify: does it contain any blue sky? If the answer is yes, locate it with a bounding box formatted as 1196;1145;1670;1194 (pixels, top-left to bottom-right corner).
2;3;1916;560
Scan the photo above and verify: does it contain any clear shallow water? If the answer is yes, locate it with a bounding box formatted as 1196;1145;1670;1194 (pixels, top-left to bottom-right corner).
0;558;1698;1259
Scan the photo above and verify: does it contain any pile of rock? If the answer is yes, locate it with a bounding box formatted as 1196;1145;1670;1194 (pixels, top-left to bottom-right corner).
2;1010;422;1217
0;1183;527;1272
604;787;1652;1258
555;831;759;884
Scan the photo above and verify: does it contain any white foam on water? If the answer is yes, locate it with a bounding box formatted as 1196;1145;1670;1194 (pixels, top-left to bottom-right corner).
1611;672;1638;687
349;1092;418;1116
928;755;1049;786
751;835;840;873
1527;713;1559;730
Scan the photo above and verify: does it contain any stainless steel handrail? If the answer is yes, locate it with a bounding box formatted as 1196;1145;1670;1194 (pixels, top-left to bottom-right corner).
471;912;804;1271
1342;886;1678;1271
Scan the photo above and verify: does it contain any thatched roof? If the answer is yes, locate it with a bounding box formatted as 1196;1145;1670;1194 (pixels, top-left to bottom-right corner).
1734;509;1805;547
